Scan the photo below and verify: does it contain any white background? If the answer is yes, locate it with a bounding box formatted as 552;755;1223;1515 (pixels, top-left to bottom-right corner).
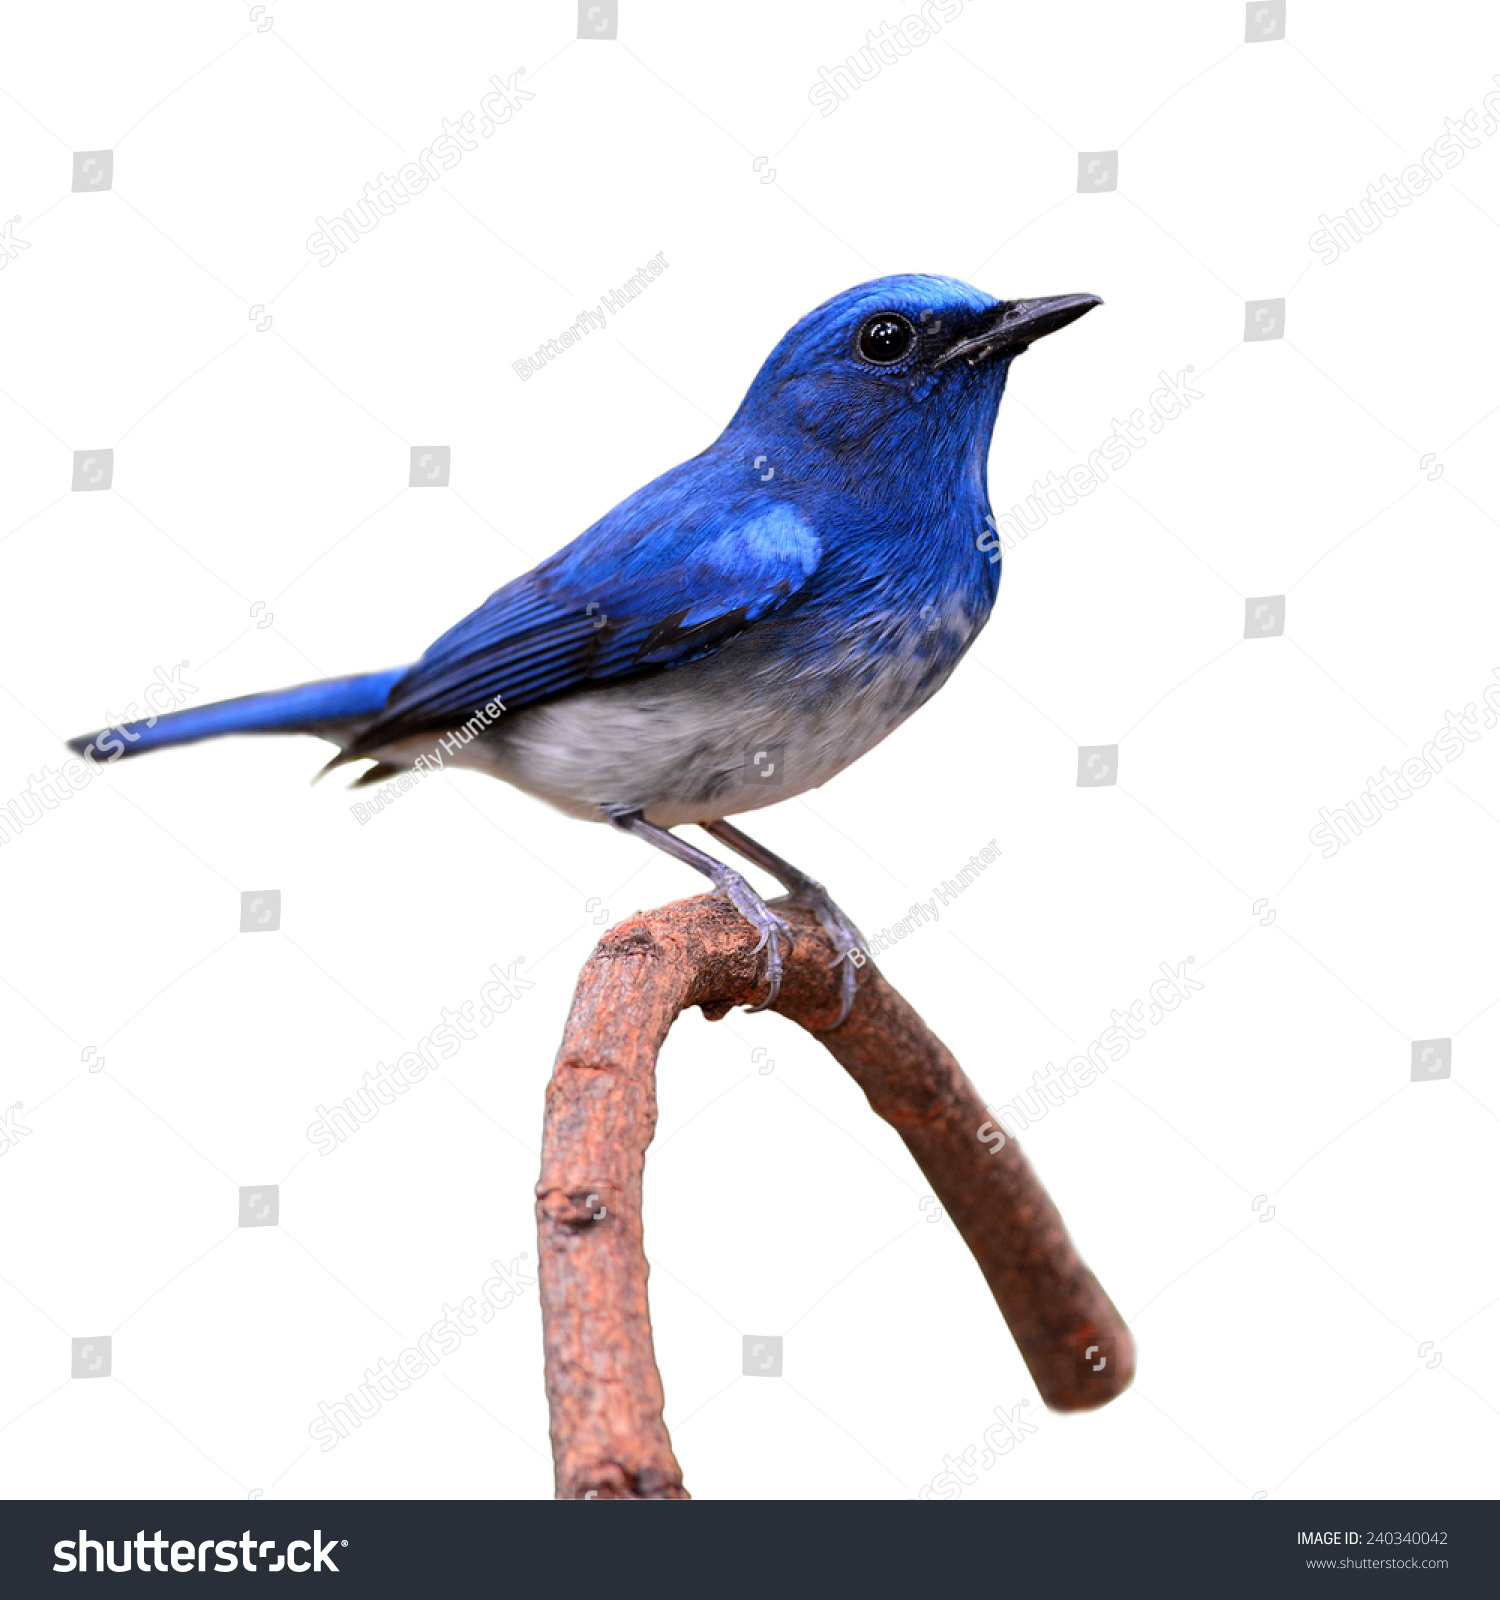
1;0;1497;1501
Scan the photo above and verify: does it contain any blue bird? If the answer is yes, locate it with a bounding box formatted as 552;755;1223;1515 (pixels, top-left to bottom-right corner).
69;275;1099;1022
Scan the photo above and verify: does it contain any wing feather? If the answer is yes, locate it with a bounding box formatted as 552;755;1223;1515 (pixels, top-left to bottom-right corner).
342;467;820;759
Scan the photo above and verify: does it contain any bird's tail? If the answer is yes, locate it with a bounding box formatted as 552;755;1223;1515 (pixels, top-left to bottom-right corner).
67;668;407;764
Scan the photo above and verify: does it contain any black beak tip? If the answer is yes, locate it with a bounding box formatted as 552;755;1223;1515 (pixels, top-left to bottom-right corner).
1011;293;1103;344
938;292;1103;367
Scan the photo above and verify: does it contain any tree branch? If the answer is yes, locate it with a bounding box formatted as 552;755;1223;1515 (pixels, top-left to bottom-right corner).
536;893;1134;1499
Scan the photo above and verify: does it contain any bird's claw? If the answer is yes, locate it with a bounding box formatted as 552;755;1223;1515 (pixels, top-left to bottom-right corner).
777;881;870;1028
713;869;867;1023
715;873;792;1011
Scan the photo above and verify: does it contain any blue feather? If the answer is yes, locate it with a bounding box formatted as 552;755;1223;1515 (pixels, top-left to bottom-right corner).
67;669;405;763
341;486;821;756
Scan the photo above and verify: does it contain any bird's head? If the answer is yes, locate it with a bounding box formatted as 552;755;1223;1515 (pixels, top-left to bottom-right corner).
726;273;1100;494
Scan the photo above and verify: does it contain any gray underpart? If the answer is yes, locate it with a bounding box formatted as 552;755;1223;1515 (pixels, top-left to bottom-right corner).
355;601;981;827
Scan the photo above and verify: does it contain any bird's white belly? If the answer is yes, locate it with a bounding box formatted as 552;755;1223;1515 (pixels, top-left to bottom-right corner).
476;676;899;826
389;619;970;827
366;601;985;825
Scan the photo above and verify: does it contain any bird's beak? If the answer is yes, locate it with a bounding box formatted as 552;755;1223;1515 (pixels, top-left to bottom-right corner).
936;294;1102;367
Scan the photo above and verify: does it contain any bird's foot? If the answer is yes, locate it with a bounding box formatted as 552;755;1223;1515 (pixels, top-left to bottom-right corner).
714;872;793;1012
776;879;870;1027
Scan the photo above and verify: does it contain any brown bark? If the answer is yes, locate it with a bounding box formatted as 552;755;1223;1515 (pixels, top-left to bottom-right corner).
536;893;1134;1500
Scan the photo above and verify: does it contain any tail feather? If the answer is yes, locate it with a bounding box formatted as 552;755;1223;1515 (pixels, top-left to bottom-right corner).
347;761;409;788
68;669;407;763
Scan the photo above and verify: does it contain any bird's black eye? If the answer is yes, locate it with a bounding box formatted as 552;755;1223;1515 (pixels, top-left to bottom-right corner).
857;313;916;365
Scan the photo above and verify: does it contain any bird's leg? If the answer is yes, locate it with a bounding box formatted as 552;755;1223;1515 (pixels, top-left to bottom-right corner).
704;819;870;1027
608;810;792;1012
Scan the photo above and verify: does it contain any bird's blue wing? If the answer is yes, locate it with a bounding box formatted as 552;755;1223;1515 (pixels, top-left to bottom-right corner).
343;467;821;756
